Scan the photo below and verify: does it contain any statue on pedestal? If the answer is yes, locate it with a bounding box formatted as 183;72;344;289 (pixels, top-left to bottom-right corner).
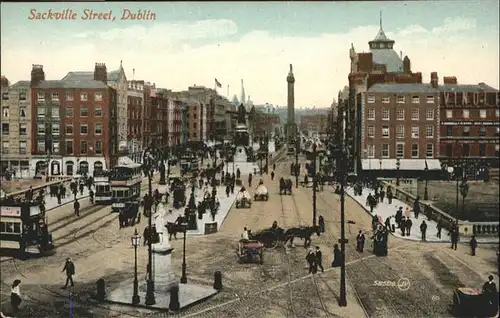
237;103;247;125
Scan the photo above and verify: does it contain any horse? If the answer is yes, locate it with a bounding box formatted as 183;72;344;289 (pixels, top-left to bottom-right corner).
249;227;287;248
279;177;292;195
284;226;321;248
166;222;186;240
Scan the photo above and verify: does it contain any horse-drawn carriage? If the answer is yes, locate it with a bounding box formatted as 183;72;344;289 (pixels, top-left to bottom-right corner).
171;179;187;209
118;201;141;228
279;177;293;195
237;240;264;264
235;189;252;208
449;287;499;318
249;223;320;249
254;184;269;201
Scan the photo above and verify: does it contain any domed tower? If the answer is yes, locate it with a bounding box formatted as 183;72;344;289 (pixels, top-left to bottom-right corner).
286;64;296;143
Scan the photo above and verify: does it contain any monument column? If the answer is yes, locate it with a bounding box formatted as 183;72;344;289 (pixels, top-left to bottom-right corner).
287;64;296;143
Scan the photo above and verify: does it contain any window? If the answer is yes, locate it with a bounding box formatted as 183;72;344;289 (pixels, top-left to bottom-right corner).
51;92;59;101
19;107;27;118
367;144;375;158
463;126;470;136
80;93;88;101
80;141;88;154
397;96;405;103
462;144;470;156
495;145;499;157
95;107;103;117
411;108;419;120
80;106;88;117
1;93;8;100
479;109;487;118
52;123;60;135
37;92;45;102
479;127;486;137
80;124;88;135
65;124;73;135
396;125;404;138
445;144;453;157
53;141;60;153
367;109;375;120
382;126;389;137
2;107;8;118
412;96;420;104
411;126;419;138
52;107;59;118
65;107;73;117
426;96;434;103
66;92;74;101
426;125;434;138
2;141;9;154
463;109;470;118
496;109;500;117
95;140;102;154
496;127;500;136
95;123;102;135
382;96;390;104
479;143;486;156
94;93;103;101
381;109;390;120
446;126;453;136
426;143;434;158
446;110;453;119
37;140;45;152
19;92;27;100
411;144;419;158
37;106;45;117
367;95;375;103
426;108;434;120
396;108;404;120
19;141;27;154
37;123;45;135
367;126;374;138
1;123;9;135
396;143;404;158
19;123;27;136
381;144;389;158
65;140;73;154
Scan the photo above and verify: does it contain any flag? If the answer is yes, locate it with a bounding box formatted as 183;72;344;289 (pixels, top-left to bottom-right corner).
215;78;222;88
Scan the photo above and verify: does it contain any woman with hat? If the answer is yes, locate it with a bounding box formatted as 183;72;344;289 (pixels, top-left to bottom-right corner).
10;279;22;312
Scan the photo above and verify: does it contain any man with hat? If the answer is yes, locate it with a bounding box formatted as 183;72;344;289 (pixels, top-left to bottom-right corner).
61;258;76;289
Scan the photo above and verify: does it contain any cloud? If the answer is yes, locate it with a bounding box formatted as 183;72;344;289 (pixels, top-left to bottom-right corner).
1;17;497;108
431;17;477;34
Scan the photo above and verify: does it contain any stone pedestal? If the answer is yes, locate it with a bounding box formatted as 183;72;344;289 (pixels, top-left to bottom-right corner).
152;204;178;292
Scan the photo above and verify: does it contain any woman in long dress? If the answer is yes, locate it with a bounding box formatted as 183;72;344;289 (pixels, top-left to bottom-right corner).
10;279;22;312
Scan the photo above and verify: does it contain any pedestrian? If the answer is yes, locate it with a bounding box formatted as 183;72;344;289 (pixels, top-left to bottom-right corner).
420;220;427;241
315;246;324;273
413;197;421;219
318;215;325;233
400;217;406;236
405;217;413;236
248;173;253;187
61;258;75;289
74;199;80;217
384;217;391;232
56;190;62;205
332;244;342;267
379;188;385;203
436;218;442;239
10;279;22;312
470;235;477;256
450;228;459;250
356;230;365;252
306;249;316;274
387;186;393;205
79;182;84;196
395;207;403;228
271;171;275;181
273;163;276;171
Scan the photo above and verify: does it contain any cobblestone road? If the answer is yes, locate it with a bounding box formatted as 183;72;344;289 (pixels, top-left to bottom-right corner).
0;157;498;318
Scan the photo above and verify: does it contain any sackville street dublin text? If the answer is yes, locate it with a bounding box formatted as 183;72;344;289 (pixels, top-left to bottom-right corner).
27;9;156;21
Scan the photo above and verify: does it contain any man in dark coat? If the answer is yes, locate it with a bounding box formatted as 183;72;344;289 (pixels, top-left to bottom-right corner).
379;188;385;203
386;187;393;204
271;171;275;181
315;246;324;273
470;235;478;256
73;199;80;217
420;220;427;241
248;173;253;187
395;207;403;228
332;244;342;267
366;193;376;213
356;230;365;252
413;197;422;219
400;217;406;236
450;227;459;250
405;217;413;236
306;249;316;274
61;258;75;289
436;218;442;239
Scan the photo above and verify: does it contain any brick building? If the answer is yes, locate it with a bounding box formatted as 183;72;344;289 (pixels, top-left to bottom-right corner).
1;77;32;178
127;80;144;161
299;113;328;134
30;64;117;177
151;91;169;151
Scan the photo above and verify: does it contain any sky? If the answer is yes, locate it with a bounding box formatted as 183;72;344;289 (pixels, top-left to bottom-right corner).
1;2;499;108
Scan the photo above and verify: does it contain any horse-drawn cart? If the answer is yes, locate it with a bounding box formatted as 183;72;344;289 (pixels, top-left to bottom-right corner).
449;287;499;318
279;178;293;195
235;190;252;208
237;240;263;264
254;184;269;201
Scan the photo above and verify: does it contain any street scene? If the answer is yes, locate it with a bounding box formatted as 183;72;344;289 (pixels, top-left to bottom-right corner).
1;2;499;318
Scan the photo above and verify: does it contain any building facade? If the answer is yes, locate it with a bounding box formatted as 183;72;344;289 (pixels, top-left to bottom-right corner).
1;78;32;178
127;80;144;161
151;92;169;151
299;113;328;134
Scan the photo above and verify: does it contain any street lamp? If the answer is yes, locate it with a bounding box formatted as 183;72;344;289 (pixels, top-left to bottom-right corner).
396;158;401;187
295;136;300;188
265;134;269;174
180;222;188;284
142;146;156;306
336;141;348;307
312;142;317;227
131;228;141;305
423;164;429;200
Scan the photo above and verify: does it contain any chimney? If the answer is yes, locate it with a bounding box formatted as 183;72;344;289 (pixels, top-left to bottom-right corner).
443;76;457;85
30;64;45;87
93;63;107;83
430;72;438;88
403;56;411;74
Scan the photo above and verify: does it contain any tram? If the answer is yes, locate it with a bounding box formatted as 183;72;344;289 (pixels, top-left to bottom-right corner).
0;200;53;254
110;163;142;212
180;154;199;175
94;170;112;204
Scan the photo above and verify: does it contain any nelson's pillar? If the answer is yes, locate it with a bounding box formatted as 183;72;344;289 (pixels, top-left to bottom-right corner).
286;64;296;144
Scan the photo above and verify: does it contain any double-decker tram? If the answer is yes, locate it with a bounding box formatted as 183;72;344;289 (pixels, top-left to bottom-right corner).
0;198;53;254
94;170;112;204
110;163;142;212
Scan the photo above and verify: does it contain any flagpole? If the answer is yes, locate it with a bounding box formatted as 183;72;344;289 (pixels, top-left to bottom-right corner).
227;85;229;98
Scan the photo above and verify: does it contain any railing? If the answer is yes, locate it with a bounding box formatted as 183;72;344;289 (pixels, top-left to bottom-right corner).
380;180;499;238
2;177;73;199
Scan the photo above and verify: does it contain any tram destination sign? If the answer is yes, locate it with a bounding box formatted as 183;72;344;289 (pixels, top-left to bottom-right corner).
441;121;500;126
0;206;21;217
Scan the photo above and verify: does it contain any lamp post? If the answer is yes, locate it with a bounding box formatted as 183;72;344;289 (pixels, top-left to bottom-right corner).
312;142;317;227
459;177;469;217
180;222;188;284
131;228;141;305
396;158;401;187
335;140;348;307
232;145;235;174
142;147;156;306
295;137;300;188
423;165;429;200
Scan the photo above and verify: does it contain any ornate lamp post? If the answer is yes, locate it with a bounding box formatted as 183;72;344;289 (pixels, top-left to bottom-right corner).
312;142;317;227
396;158;401;187
423;165;429;200
142;146;156;306
295;136;300;188
180;222;188;284
265;134;269;174
131;228;141;305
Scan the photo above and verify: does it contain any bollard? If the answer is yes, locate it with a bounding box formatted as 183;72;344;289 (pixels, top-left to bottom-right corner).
168;285;180;312
96;278;106;301
213;271;222;291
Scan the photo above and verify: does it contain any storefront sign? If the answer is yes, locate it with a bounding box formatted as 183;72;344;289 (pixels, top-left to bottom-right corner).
0;206;21;217
441;121;500;126
442;92;499;106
